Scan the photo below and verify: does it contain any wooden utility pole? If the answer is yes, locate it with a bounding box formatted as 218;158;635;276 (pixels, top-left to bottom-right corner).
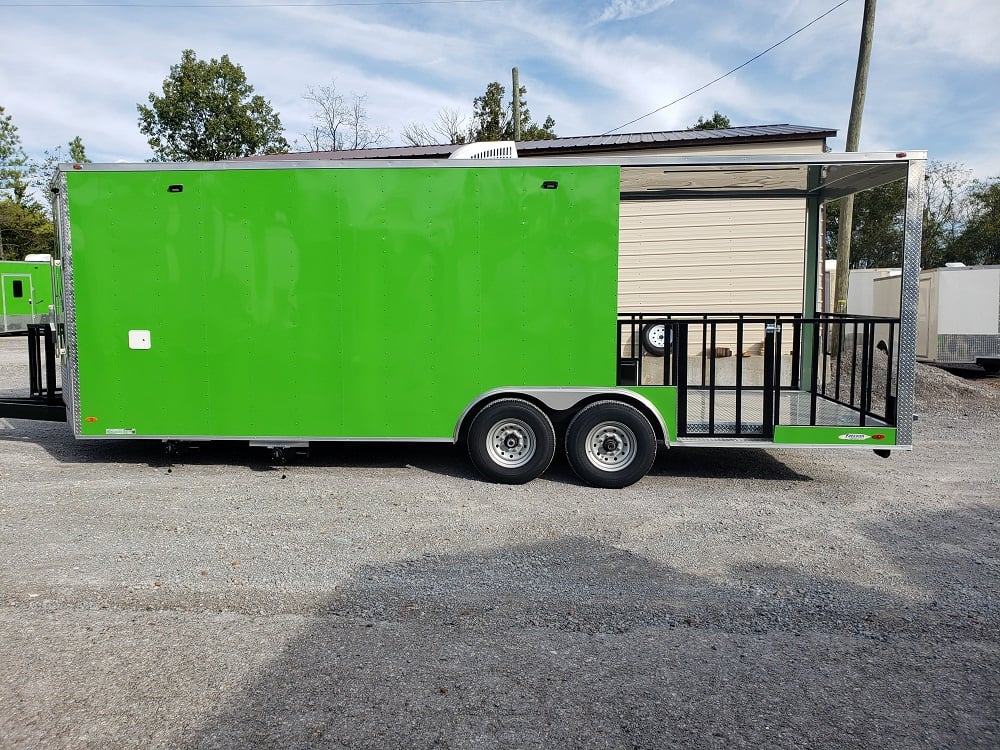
511;67;521;141
833;0;877;314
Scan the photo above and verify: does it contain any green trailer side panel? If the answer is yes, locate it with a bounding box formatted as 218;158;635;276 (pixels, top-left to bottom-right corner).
773;425;897;446
625;386;678;442
65;165;621;439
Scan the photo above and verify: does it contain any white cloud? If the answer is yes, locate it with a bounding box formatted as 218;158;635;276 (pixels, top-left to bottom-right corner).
880;0;1000;65
0;0;996;178
595;0;675;23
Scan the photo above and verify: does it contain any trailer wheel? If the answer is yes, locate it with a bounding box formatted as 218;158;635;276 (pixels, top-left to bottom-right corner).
641;321;670;357
565;401;656;489
467;399;556;484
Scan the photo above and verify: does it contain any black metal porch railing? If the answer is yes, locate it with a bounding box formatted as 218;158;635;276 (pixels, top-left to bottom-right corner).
617;312;900;437
814;312;899;427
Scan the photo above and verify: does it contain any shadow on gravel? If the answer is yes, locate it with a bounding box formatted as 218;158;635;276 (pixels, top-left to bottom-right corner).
0;418;478;478
185;536;997;750
652;446;812;481
863;503;999;615
0;420;810;485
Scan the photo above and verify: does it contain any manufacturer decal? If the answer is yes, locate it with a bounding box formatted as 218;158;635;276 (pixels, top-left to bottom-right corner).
105;428;136;435
838;433;870;441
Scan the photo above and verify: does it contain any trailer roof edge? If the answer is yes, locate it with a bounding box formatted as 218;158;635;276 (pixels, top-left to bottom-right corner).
56;151;926;201
58;150;926;173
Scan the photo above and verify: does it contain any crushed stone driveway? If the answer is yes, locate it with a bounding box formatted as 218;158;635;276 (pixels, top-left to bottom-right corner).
0;336;997;749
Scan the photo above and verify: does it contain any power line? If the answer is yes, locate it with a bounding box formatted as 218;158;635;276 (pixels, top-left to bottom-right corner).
3;0;508;7
602;0;854;135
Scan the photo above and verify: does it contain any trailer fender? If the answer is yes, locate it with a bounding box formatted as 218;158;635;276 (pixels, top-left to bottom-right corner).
455;387;669;444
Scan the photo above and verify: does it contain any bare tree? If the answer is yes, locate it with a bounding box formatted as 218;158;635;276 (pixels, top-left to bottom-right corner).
301;83;345;151
925;162;974;238
401;107;469;146
345;93;389;150
433;107;469;144
300;82;388;152
400;122;435;147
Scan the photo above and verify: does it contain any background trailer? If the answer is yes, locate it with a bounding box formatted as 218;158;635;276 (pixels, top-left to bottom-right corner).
1;151;925;487
1;257;53;335
874;265;1000;373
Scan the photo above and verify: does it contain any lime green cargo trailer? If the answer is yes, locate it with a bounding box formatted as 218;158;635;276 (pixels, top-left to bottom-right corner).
1;151;925;487
1;257;53;334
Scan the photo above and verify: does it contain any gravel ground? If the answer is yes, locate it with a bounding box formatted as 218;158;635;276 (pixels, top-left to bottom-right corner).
0;335;997;749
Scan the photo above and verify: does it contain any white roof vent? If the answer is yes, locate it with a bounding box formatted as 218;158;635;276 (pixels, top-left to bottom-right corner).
448;141;518;160
24;253;52;262
944;262;966;268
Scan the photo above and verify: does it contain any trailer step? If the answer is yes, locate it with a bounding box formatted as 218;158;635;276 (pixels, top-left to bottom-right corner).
674;435;770;446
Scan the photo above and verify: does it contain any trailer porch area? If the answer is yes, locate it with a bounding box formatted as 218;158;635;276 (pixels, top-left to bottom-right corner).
618;313;900;445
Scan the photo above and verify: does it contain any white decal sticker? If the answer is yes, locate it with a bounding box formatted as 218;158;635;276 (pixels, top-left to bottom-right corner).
838;433;870;441
105;428;136;435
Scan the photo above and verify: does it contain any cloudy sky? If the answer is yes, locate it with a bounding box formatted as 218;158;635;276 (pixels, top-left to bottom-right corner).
2;0;998;177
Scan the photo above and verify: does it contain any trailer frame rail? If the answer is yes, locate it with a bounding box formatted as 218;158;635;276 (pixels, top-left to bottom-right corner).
0;323;67;422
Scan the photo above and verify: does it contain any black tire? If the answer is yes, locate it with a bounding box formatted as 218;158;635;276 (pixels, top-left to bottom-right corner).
641;320;670;357
565;400;657;489
467;399;556;484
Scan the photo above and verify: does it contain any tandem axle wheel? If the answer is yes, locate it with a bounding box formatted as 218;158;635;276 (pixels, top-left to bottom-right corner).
465;397;658;488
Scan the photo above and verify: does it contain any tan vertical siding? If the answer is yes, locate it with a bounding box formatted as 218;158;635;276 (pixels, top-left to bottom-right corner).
618;198;807;353
545;139;824;355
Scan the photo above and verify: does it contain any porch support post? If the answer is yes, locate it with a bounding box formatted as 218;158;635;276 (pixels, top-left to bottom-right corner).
894;157;926;446
800;165;823;389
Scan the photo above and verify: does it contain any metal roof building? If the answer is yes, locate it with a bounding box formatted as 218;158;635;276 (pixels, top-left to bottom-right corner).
253;124;836;161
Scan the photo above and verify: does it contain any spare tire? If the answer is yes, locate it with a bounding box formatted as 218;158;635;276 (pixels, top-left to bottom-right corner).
641;320;671;357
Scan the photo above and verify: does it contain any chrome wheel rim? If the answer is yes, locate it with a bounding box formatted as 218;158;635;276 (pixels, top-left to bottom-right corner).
584;421;636;472
486;419;535;468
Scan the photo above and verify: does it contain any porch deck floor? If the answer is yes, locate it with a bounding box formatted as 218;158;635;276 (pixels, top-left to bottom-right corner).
684;389;889;435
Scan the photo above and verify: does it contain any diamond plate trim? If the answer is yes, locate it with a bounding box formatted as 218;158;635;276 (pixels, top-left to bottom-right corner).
55;173;82;435
894;158;925;446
